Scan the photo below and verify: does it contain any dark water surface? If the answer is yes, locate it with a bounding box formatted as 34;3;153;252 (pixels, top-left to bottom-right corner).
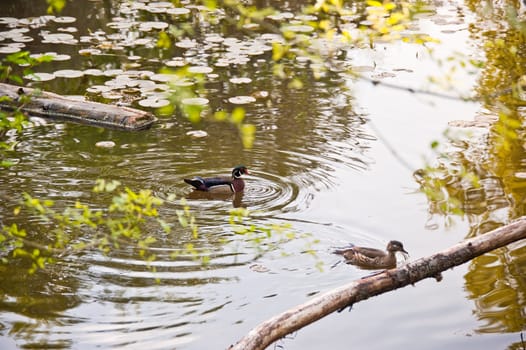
0;0;525;349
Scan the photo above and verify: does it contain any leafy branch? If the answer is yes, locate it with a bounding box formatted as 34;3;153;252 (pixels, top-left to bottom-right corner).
0;180;196;274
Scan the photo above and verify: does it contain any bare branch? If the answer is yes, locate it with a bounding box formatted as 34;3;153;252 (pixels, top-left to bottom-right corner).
228;217;526;350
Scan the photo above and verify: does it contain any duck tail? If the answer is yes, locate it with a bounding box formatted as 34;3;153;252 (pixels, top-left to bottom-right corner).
332;243;355;255
184;177;205;190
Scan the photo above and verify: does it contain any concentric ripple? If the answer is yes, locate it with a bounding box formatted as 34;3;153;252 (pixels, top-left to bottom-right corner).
241;170;303;213
154;168;310;217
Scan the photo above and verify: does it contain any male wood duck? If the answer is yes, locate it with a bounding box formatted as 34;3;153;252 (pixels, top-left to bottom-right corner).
184;165;249;193
333;240;408;270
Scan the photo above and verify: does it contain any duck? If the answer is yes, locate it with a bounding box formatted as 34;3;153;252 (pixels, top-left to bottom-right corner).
333;240;408;270
184;165;249;193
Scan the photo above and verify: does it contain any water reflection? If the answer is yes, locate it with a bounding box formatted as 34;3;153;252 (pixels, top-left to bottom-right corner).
0;0;376;348
465;246;526;334
416;0;526;335
186;189;244;208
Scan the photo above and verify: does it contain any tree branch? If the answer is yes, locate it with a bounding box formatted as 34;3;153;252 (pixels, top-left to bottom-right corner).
228;217;526;350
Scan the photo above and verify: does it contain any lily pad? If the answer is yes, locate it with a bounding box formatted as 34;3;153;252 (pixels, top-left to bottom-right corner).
86;85;112;94
230;77;252;84
0;45;22;54
138;98;171;108
167;7;191;15
166;58;186;67
57;27;78;33
205;34;224;43
139;21;169;31
107;21;135;30
95;141;116;148
24;72;55;81
186;130;208;138
84;68;104;76
228;96;256;104
187;66;213;74
282;25;314;33
12;36;33;43
104;69;124;77
41;33;78;44
52;16;77;24
181;97;209;106
51;54;71;61
53;69;84;78
175;39;197;49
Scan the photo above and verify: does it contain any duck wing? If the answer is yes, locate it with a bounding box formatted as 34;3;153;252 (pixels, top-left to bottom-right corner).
184;176;207;190
351;246;386;258
201;176;232;187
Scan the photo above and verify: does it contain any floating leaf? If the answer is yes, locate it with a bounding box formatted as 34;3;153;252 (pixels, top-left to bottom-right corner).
229;77;252;84
167;7;191;15
228;96;256;104
52;16;76;23
54;69;84;78
95;141;116;148
186;130;208;138
138;98;171;108
24;72;55;81
188;66;213;74
181;97;209;106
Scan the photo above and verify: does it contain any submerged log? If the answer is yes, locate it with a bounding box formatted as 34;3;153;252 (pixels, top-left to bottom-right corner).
229;217;526;350
0;83;156;131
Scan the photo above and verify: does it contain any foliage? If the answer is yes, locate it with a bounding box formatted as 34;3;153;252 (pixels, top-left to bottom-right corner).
0;180;324;274
414;136;481;226
229;207;323;270
150;0;438;149
0;51;53;85
411;0;526;229
46;0;66;14
0;51;53;166
0;180;195;274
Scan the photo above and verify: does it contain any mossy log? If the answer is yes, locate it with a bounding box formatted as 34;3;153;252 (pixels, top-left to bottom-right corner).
228;217;526;350
0;83;156;131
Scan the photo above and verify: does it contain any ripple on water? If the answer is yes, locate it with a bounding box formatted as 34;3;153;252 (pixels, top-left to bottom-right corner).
242;171;301;213
155;168;307;217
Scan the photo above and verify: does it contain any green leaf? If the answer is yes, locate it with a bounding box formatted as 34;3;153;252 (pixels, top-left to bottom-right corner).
1;160;14;167
214;110;228;121
46;0;66;14
230;108;245;124
157;31;172;50
240;123;256;149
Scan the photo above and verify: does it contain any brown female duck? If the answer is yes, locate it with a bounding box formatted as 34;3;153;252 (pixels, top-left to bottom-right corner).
333;240;408;270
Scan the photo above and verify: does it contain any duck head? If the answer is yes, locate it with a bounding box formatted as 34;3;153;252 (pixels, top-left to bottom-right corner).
386;240;408;255
232;165;249;178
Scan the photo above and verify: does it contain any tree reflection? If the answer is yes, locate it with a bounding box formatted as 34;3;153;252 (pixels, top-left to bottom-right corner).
417;0;526;335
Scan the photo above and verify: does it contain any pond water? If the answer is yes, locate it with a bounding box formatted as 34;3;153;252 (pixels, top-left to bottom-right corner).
0;0;525;349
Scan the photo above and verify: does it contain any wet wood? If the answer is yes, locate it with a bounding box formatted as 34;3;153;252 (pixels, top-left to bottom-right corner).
0;83;156;130
228;217;526;350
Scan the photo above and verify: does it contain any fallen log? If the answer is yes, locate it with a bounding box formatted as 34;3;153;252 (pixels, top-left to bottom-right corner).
0;83;156;131
228;217;526;350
